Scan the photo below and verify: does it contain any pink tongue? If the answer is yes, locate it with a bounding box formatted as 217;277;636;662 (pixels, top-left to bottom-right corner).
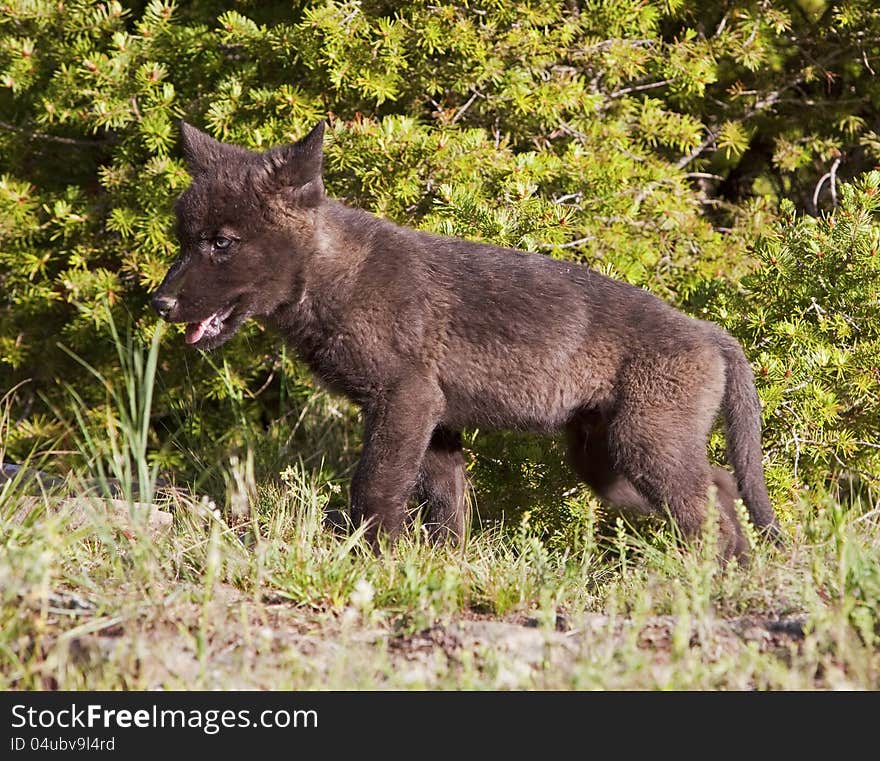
185;316;213;345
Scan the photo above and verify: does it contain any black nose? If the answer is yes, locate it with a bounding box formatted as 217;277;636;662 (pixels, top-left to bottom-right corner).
151;293;177;320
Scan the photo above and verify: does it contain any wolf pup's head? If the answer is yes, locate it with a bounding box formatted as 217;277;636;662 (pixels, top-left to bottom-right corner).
151;121;326;349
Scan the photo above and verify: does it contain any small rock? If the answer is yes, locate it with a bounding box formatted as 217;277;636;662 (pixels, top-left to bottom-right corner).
10;496;173;538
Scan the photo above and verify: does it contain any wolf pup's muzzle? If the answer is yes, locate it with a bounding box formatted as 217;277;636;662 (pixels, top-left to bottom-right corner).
151;293;177;320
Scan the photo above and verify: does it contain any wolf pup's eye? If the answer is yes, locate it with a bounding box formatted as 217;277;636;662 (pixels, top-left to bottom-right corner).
214;235;233;250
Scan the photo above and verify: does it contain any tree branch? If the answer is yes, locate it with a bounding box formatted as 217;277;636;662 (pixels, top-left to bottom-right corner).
608;79;673;99
0;120;111;147
450;89;481;125
542;236;594;250
676;130;718;169
812;156;842;212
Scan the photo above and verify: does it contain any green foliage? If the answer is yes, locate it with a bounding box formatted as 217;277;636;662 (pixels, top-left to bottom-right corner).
699;173;880;501
806;494;880;647
1;1;879;522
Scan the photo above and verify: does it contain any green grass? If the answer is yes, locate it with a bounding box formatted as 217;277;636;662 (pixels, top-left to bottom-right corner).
3;454;879;689
1;321;879;690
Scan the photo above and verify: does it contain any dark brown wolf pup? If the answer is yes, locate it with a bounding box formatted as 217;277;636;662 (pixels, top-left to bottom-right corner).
152;121;781;561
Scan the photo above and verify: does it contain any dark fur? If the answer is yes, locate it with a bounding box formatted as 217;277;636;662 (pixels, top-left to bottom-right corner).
152;121;781;561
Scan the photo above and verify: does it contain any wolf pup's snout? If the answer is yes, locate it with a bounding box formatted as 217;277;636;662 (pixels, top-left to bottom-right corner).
151;293;177;320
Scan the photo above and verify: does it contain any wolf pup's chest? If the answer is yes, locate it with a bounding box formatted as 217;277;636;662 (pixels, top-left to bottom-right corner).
280;314;386;404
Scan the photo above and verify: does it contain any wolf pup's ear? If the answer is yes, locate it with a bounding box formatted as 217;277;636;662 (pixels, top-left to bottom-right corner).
179;121;235;175
261;120;325;206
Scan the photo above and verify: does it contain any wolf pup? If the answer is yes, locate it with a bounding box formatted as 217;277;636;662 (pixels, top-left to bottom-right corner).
152;121;781;561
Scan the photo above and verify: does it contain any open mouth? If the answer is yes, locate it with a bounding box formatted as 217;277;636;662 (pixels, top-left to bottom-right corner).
185;302;237;345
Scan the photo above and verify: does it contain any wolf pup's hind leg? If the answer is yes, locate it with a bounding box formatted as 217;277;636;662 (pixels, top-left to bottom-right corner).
710;466;750;561
603;343;749;562
565;410;654;515
566;408;749;562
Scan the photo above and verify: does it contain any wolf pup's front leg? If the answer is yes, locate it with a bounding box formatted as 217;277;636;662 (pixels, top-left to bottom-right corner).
414;428;467;544
350;377;446;549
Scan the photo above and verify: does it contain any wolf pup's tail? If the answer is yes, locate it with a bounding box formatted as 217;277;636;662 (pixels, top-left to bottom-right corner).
715;329;782;540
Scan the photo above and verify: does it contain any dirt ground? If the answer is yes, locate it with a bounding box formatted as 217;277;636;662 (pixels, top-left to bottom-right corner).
38;582;809;690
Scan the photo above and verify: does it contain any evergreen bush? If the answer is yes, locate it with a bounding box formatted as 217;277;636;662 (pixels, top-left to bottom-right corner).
1;1;878;523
